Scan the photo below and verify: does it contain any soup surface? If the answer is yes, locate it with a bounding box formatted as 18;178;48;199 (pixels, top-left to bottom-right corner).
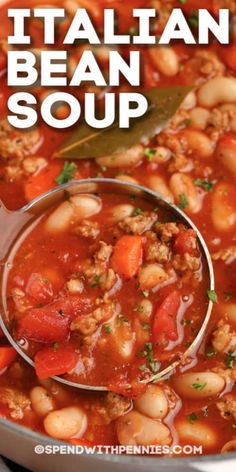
0;0;236;457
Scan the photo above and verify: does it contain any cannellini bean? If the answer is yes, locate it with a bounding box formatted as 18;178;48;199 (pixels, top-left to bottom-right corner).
138;264;168;290
137;299;153;323
219;303;236;324
198;77;236;108
176;419;217;449
115;175;139;184
148;176;174;203
221;440;236;453
96;145;143;168
149;46;179;77
169;173;201;213
30;386;55;417
109;204;134;222
44;407;87;440
180;91;197;110
22;157;47;175
135;386;168;419
111;323;135;361
211;183;236;232
181;129;213;158
216;137;236;178
45;195;101;233
173;372;225;399
189;107;210;130
117;410;171;446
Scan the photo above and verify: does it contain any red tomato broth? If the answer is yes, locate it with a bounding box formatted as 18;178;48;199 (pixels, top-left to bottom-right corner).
5;193;208;391
0;0;235;457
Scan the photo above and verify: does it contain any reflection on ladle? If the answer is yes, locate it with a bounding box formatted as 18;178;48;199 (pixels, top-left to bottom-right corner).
0;179;214;393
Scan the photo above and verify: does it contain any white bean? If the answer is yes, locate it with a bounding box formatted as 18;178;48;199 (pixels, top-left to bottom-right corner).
44;407;87;440
189;107;210;130
96;145;143;168
198;77;236;108
109;204;135;222
219;303;236;325
181;91;197;110
211;183;236;232
149;46;179;77
221;440;236;453
138;264;168;290
216;138;236;178
135;386;168;419
137;299;153;323
117;410;171;446
111;322;135;361
181;129;213;158
148;176;174;203
45;195;101;233
169;173;201;213
173;372;225;399
30;386;55;417
176;419;217;448
149;147;172;164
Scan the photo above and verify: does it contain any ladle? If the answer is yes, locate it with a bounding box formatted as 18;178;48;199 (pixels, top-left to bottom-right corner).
0;178;214;392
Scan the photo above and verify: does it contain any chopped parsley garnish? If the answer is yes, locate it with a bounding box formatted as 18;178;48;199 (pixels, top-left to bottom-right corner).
178;193;188;209
178;118;192;129
188;412;198;423
139;363;146;371
129;26;138;36
206;348;216;358
117;314;129;327
207;290;218;303
143;322;150;331
192;382;207;391
129;194;136;202
179;0;187;4
144;147;156;161
225;351;236;369
91;275;100;288
194;179;214;192
223;291;233;301
52;342;59;351
104;324;112;334
55;161;77;185
134;305;144;313
189;10;199;28
132;207;143;217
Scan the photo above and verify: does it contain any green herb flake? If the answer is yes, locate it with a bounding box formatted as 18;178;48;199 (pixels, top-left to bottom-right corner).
132;207;143;217
104;324;112;334
206;348;216;358
188;412;198;423
189;10;199;28
129;26;138;36
207;290;218;303
52;342;59;352
178;193;188;209
55;161;77;185
91;275;100;288
179;0;187;4
225;351;236;369
143;323;150;331
144;147;157;161
139;363;146;371
134;305;144;313
192;382;207;391
194;179;214;192
178;118;192;129
223;291;233;301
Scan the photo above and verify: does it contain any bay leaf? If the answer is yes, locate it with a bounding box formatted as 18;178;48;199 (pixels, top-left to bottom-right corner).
55;86;192;160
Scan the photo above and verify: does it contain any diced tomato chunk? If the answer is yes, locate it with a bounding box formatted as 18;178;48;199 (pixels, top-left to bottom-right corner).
17;296;92;343
34;345;79;379
26;273;53;303
174;229;197;255
152;290;181;348
111;235;143;279
0;347;17;371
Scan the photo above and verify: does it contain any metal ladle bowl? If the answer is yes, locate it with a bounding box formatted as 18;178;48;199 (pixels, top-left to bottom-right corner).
0;178;214;392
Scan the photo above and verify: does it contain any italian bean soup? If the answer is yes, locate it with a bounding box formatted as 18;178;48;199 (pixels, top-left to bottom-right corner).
0;0;236;458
